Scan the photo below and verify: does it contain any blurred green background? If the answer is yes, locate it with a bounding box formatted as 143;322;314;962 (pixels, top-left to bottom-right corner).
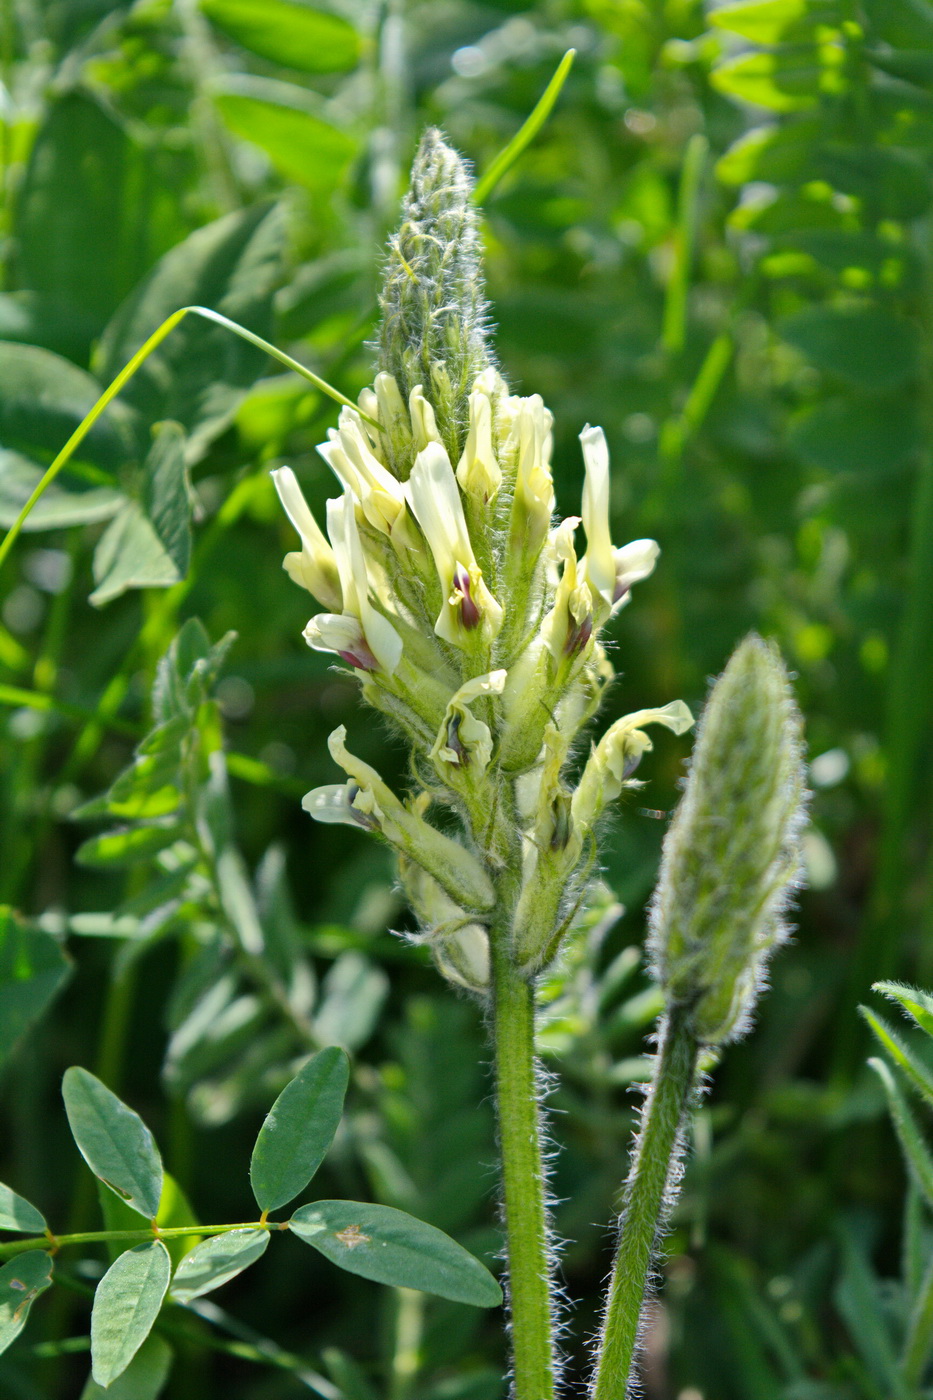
2;0;933;1396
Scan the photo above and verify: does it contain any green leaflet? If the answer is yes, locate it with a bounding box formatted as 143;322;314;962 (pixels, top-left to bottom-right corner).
200;0;360;74
778;306;920;390
289;1200;502;1308
214;79;358;192
0;908;72;1070
62;1068;163;1219
90;1242;171;1387
0;1182;46;1235
0;1251;53;1356
90;422;191;607
249;1046;349;1213
169;1229;269;1303
79;1334;173;1400
76;824;185;869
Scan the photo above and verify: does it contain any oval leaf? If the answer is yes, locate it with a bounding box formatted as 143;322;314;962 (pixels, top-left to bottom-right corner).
79;1333;173;1400
76;824;183;869
0;1251;53;1355
200;0;360;74
91;1241;170;1388
62;1068;163;1219
289;1201;502;1308
250;1046;349;1213
169;1229;269;1303
0;1183;46;1235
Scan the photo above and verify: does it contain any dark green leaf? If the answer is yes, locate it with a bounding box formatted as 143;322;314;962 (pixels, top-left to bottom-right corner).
89;420;191;606
169;1229;269;1303
0;340;136;476
76;825;184;869
200;0;360;73
14;93;181;339
214;79;357;191
289;1201;502;1307
0;909;72;1069
62;1067;163;1219
250;1047;349;1213
90;1241;171;1387
0;1251;53;1355
79;1333;173;1400
0;290;100;362
0;449;127;530
90;503;183;607
0;1183;47;1235
95;204;286;462
141;421;191;578
779;306;920;389
788;397;921;473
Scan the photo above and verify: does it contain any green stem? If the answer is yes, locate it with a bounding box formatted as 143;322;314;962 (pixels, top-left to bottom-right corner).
489;911;556;1400
593;1007;699;1400
0;1221;270;1261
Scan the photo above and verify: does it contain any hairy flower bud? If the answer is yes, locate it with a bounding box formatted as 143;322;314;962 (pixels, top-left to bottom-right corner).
648;635;807;1045
378;128;493;465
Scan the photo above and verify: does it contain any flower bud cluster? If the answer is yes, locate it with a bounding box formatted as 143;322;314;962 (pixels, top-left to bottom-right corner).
274;131;693;990
647;635;807;1044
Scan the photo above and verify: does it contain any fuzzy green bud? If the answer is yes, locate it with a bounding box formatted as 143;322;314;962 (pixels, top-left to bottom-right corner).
378;128;493;466
648;634;807;1045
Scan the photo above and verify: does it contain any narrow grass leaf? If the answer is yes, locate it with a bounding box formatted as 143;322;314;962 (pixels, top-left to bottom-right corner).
169;1229;269;1303
250;1046;349;1213
91;1241;171;1387
62;1067;163;1219
0;1183;46;1234
833;1224;912;1400
289;1201;502;1307
0;1251;53;1354
861;1006;933;1109
868;1057;933;1208
473;50;575;205
79;1333;172;1400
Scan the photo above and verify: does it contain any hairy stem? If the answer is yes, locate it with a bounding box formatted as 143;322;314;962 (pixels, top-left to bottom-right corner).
489;909;556;1400
593;1007;698;1400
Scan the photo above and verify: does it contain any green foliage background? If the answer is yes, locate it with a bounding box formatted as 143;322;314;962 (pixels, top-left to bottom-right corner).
2;0;933;1396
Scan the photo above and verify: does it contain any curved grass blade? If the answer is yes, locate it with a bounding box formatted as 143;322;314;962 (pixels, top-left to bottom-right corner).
473;49;575;205
289;1200;502;1308
62;1067;163;1219
869;1056;933;1208
861;1006;933;1110
874;981;933;1039
0;305;376;576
